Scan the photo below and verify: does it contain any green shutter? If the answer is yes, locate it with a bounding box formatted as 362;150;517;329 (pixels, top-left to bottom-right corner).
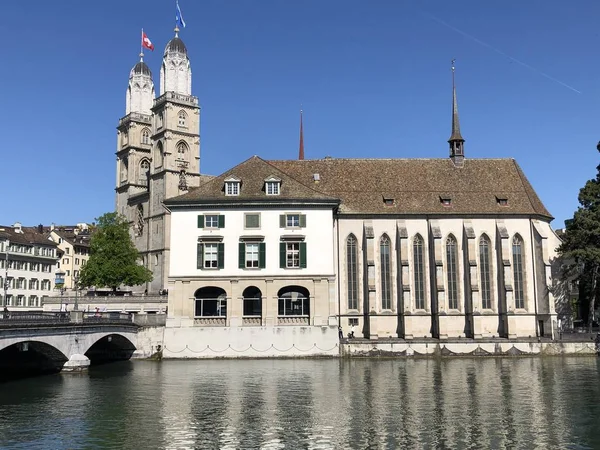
218;215;225;228
197;243;203;269
239;242;245;269
279;215;286;228
217;243;225;269
197;215;204;228
300;242;307;268
259;243;266;268
280;242;286;268
299;214;307;228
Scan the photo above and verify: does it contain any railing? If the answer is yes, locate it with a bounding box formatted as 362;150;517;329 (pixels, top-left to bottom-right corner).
242;317;262;326
154;91;198;108
277;316;310;326
133;314;167;327
194;317;226;327
0;311;136;328
42;295;168;305
118;112;152;127
83;312;135;326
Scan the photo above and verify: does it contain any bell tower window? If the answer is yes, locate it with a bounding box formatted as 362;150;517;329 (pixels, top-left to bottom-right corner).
177;142;187;160
141;128;150;145
178;111;187;127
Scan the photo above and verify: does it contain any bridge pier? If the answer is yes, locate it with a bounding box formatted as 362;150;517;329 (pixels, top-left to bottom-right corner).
61;354;90;373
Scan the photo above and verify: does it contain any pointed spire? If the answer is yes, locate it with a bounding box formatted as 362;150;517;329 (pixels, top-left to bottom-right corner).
448;59;465;166
298;109;305;160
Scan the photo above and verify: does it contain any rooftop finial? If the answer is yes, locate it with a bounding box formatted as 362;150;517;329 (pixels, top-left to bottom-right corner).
298;108;305;160
139;52;144;62
174;25;179;37
448;58;465;166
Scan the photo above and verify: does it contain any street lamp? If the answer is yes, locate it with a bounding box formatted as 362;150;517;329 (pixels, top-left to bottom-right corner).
73;272;79;311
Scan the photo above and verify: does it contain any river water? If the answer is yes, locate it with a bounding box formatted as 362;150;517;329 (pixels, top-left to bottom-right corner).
0;357;599;449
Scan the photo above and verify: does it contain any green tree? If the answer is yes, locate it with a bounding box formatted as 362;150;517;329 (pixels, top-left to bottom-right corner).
79;212;152;291
558;145;600;326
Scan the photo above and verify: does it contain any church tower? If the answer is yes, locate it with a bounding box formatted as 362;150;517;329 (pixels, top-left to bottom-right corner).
115;25;201;294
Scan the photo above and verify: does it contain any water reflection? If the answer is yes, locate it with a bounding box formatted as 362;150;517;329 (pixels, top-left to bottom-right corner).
1;358;600;449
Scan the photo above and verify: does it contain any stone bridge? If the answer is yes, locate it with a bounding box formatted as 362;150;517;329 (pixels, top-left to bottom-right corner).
0;311;141;378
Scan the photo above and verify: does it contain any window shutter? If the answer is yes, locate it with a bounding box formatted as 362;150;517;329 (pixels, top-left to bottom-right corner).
196;243;204;269
238;242;245;269
218;215;225;228
197;215;204;228
259;243;266;268
300;242;307;268
299;214;307;228
217;243;225;269
279;215;286;228
279;242;286;268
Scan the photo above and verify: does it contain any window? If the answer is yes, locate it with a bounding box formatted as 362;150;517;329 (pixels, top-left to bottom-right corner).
225;181;240;196
158;111;164;129
29;296;38;307
243;286;262;317
266;181;280;195
197;242;224;270
279;241;307;269
81;260;86;267
413;235;425;310
440;197;452;207
75;258;79;265
513;235;525;309
383;197;394;207
347;234;359;310
141;128;150;145
280;213;306;228
197;214;225;229
155;141;164;168
139;160;150;186
446;235;459;310
29;279;38;290
380;235;392;310
479;235;493;310
66;248;70;255
278;287;310;317
136;204;144;236
244;213;260;229
496;196;508;206
17;295;24;306
178;111;187;127
239;242;265;269
194;287;227;317
177;142;187;159
348;318;358;326
66;270;70;277
63;258;69;265
5;295;12;306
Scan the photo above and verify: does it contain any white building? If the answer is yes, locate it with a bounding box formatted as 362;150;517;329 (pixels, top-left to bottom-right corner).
0;223;59;310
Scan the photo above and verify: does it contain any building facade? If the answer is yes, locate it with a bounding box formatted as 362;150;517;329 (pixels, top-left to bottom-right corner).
48;224;91;291
115;27;206;294
0;223;59;310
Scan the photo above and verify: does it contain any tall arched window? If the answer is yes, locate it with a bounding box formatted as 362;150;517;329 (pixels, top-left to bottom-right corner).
154;141;163;168
141;128;150;145
139;160;150;186
413;234;425;310
136;204;144;236
380;235;392;310
446;235;459;310
479;235;492;309
177;142;187;159
178;110;187;127
512;235;525;309
347;234;358;310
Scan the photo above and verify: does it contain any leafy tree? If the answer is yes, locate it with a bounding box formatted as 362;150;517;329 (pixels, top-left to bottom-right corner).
558;145;600;326
79;212;152;291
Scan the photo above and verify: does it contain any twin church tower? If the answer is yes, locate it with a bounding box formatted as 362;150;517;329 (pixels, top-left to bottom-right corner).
115;27;201;293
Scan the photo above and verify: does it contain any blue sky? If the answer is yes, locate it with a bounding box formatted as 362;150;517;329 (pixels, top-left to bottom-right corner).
0;0;597;228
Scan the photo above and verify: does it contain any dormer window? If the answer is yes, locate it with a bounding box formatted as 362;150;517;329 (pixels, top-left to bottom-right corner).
265;177;281;196
440;197;452;207
224;177;240;196
496;196;508;207
383;197;394;207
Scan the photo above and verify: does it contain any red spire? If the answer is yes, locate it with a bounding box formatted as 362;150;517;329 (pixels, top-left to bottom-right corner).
298;109;304;160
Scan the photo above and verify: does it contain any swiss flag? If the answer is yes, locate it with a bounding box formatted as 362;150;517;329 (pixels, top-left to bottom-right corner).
142;32;154;51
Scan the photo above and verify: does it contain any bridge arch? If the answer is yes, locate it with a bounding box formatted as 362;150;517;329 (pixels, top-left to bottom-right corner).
0;340;69;381
84;333;137;364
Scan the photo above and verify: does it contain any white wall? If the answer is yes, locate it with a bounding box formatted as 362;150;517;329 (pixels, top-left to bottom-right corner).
170;208;335;277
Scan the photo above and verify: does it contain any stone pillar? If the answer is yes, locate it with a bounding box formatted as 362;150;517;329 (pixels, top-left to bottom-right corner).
264;279;275;326
70;310;84;324
464;221;482;338
62;354;90;373
431;221;448;339
497;221;516;338
364;221;377;339
229;280;241;327
397;221;409;338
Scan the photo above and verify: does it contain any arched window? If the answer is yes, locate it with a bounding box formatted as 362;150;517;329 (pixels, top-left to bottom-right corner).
136;204;144;236
277;286;310;317
139;159;150;186
178;110;187;127
243;286;262;317
512;235;525;309
177;142;187;159
479;235;493;309
413;234;425;310
154;141;163;168
141;128;150;145
380;235;392;310
194;287;227;317
446;235;459;310
347;234;359;310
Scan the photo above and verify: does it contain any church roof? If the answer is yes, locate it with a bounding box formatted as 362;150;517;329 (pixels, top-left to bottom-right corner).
166;156;552;219
165;156;339;206
131;61;152;77
165;37;187;55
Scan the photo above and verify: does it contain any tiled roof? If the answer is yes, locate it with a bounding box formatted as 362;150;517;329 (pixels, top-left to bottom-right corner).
52;230;92;248
165;156;551;219
166;156;340;205
0;226;57;247
269;158;552;218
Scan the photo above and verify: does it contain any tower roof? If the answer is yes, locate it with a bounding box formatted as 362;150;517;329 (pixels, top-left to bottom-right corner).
131;61;152;77
448;61;464;143
165;37;187;55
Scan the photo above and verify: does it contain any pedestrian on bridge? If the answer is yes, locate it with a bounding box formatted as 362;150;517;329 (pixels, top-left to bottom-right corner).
3;306;9;319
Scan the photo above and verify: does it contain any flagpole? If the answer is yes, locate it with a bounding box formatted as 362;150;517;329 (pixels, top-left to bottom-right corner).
140;28;144;60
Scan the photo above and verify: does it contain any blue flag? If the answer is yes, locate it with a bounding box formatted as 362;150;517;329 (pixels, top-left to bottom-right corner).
176;1;186;29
